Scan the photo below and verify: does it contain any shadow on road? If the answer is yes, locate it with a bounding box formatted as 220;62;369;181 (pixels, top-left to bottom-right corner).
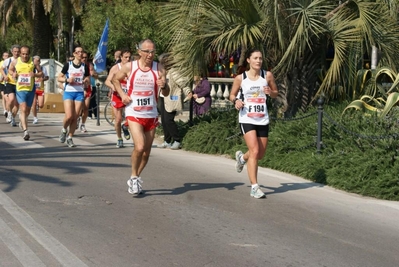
136;182;245;197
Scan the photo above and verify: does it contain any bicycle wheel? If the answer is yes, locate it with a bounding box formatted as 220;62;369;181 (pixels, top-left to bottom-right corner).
104;101;115;126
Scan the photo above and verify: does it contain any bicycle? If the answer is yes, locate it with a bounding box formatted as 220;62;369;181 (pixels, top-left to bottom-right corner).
104;100;126;126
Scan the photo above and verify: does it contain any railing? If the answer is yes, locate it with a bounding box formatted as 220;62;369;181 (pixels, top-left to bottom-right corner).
188;77;234;109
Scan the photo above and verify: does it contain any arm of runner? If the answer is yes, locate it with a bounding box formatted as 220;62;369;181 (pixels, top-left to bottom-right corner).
33;64;43;78
229;75;244;109
157;63;169;96
42;66;49;81
57;63;69;84
0;60;7;81
8;60;17;79
112;64;131;105
83;64;90;87
104;65;117;92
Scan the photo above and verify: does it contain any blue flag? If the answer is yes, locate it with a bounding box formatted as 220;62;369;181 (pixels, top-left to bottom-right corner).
93;19;109;73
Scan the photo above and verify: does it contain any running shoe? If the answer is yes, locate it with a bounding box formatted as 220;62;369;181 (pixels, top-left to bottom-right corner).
6;112;11;123
23;130;30;141
33;117;38;124
250;185;266;199
59;129;67;143
116;139;123;148
66;138;76;147
170;141;181;150
127;177;143;195
158;141;171;148
10;117;16;127
4;111;8;118
80;124;87;133
121;124;130;140
235;151;245;173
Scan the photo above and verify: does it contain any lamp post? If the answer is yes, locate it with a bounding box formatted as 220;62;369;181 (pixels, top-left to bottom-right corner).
317;96;324;154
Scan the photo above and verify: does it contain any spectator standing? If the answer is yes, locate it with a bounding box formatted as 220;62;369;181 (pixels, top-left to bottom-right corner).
158;64;191;150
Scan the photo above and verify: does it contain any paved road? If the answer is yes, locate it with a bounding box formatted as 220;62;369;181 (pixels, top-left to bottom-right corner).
1;111;399;267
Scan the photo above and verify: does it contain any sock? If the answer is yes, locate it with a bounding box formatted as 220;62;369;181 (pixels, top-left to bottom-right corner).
240;155;246;164
251;184;259;190
118;138;123;141
62;128;67;133
67;136;72;140
33;117;37;120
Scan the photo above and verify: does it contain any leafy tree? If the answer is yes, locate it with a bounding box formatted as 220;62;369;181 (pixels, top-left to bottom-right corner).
159;0;399;115
77;0;169;61
0;0;86;58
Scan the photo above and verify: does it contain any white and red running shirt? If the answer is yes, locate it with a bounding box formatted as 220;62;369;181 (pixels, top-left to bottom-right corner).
125;60;160;118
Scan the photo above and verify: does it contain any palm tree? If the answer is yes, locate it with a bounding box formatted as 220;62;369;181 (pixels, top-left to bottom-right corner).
0;0;86;58
159;0;399;115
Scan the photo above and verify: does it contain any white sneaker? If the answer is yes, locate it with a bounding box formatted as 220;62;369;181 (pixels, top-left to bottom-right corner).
6;112;12;123
170;141;181;150
66;138;76;147
250;185;266;199
116;139;124;148
127;177;143;195
23;130;30;141
235;151;245;173
80;124;87;133
10;117;16;127
33;117;38;124
158;141;171;148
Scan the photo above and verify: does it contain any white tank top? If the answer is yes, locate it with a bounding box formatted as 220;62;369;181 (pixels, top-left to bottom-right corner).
238;70;269;125
64;62;86;92
125;60;159;118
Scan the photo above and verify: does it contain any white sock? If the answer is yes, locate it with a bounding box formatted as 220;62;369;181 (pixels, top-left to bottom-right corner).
62;128;67;133
251;184;259;190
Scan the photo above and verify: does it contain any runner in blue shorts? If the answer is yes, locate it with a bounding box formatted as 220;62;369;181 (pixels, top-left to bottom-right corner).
57;45;90;147
8;45;42;140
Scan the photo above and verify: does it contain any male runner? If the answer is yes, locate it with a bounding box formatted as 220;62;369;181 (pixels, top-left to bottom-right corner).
32;56;49;124
79;52;97;133
105;48;132;148
8;45;42;140
1;45;20;126
0;51;9;118
57;46;90;147
112;39;169;195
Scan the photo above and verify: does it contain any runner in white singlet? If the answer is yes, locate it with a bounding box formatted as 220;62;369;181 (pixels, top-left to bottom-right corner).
112;39;169;196
229;48;278;199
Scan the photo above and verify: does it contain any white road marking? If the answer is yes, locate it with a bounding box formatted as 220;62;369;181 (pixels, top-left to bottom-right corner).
0;216;46;267
0;136;45;149
0;190;88;267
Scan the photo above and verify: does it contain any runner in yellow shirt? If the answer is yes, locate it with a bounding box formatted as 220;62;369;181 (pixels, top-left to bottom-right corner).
8;45;42;140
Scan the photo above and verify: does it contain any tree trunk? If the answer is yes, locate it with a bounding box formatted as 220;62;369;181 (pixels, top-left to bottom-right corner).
33;1;51;58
